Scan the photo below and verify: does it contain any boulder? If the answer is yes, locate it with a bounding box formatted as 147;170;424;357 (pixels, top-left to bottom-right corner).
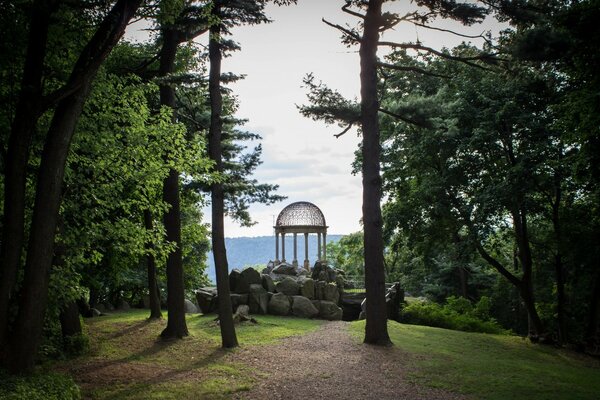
311;300;321;314
272;262;297;275
116;300;130;311
299;277;315;300
314;280;327;300
261;274;276;292
95;304;107;313
262;260;276;275
196;288;218;314
319;301;343;321
230;293;248;311
312;261;338;283
231;267;262;293
268;292;290;315
232;305;257;324
184;299;198;314
90;308;102;317
275;277;300;296
323;283;339;304
248;284;268;314
241;267;261;285
291;296;319;318
229;269;242;292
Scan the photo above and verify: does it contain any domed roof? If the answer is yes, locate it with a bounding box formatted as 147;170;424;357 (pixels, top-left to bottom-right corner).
275;201;326;227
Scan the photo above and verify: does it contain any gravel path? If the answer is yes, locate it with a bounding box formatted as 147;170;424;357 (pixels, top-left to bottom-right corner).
230;321;467;400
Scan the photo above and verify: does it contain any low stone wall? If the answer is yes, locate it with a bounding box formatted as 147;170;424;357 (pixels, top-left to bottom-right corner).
196;262;344;320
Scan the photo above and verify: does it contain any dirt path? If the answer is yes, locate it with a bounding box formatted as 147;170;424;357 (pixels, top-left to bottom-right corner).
229;321;466;400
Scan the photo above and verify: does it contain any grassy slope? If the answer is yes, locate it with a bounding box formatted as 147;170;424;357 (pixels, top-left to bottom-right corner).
60;310;323;400
351;320;600;400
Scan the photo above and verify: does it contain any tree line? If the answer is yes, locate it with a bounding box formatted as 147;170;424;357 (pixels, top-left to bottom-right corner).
0;0;289;373
311;0;599;349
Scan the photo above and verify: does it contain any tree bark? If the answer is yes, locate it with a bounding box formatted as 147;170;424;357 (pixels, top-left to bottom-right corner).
6;0;142;373
511;208;545;339
208;11;238;349
0;0;54;351
59;301;82;338
551;169;567;343
158;27;188;339
360;0;391;346
144;210;163;320
586;270;600;348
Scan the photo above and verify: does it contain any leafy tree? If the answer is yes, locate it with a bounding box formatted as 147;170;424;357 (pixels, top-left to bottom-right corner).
0;0;143;373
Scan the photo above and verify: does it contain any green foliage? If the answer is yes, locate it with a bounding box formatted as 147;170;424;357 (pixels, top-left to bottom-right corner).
0;370;81;400
400;297;509;334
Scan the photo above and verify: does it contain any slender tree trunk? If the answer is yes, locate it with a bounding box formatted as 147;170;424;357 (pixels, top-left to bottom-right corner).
158;28;188;339
144;210;163;320
586;270;600;348
552;169;567;343
0;0;54;351
59;301;82;338
512;208;545;339
208;13;238;349
6;0;142;373
360;0;391;346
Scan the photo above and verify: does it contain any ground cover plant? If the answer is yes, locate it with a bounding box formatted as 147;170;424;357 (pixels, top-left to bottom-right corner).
53;310;323;399
350;320;600;400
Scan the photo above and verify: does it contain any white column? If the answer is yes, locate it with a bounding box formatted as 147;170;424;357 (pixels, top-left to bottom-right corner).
275;232;279;263
281;232;286;262
317;232;322;261
323;231;327;261
304;232;309;270
293;233;298;266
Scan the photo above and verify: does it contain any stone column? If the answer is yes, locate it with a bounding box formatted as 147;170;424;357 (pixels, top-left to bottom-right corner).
323;231;327;261
293;233;298;267
317;232;322;261
281;232;286;262
304;232;309;270
275;232;279;263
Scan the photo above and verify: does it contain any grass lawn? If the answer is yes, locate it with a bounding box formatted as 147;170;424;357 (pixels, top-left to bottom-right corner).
55;309;323;400
350;320;600;400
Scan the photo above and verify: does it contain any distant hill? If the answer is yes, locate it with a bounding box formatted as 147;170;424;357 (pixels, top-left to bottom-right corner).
205;235;343;284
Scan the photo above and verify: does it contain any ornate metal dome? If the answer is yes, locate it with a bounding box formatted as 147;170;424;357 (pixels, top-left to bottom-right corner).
276;201;326;227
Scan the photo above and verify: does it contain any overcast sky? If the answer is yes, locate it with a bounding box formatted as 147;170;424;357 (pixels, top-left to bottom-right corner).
204;1;502;237
128;1;502;238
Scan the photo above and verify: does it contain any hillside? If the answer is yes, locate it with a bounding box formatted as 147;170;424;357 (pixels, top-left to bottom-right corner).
205;235;343;283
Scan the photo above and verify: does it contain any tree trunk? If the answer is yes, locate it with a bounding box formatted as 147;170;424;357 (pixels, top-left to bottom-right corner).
360;0;391;346
6;0;142;373
59;301;82;338
512;208;545;340
586;270;600;349
552;169;567;343
144;210;163;320
158;28;188;339
208;13;238;349
0;0;54;351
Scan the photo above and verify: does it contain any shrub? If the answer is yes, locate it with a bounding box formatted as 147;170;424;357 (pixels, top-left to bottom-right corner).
0;370;81;400
400;298;509;335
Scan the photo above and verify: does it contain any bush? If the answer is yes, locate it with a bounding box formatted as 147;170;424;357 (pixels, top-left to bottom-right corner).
0;370;81;400
400;297;509;335
63;333;90;357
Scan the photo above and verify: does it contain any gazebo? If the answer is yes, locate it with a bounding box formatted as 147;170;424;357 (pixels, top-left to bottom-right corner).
274;201;328;270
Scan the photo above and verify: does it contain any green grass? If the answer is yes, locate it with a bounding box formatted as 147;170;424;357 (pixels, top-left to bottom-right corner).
350;320;600;400
58;309;322;400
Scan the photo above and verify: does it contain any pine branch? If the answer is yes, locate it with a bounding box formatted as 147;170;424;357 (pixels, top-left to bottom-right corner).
322;18;361;44
376;61;449;78
335;118;360;138
378;108;433;129
378;40;499;70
